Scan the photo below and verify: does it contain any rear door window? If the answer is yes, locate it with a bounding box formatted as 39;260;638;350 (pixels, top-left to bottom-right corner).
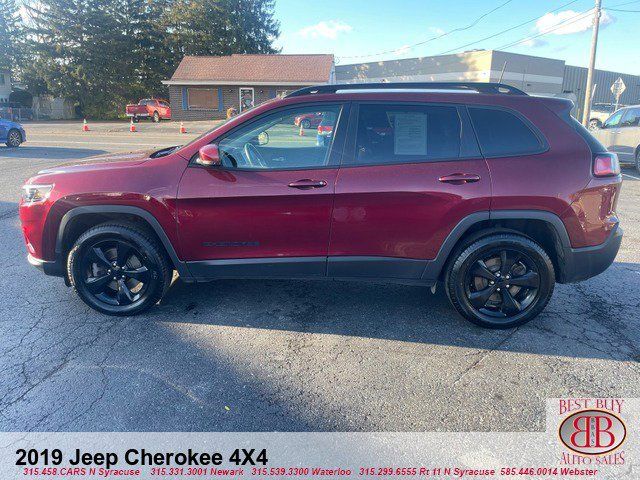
468;107;545;157
354;104;462;164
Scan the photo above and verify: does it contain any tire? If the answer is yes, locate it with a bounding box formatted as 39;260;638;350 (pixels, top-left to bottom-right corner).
445;234;555;329
67;223;172;316
152;111;160;123
132;116;139;123
301;119;311;129
589;119;601;130
5;129;22;147
635;148;640;175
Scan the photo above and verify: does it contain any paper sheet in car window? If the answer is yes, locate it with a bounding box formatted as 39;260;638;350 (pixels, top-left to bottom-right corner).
393;113;427;155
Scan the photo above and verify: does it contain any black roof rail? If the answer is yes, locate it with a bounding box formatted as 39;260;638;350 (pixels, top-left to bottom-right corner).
286;82;528;97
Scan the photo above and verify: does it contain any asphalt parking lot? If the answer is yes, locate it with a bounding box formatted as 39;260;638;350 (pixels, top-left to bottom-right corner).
0;121;638;432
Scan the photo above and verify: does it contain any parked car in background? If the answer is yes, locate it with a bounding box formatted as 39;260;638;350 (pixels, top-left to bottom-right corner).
125;99;171;122
20;82;622;329
294;112;323;129
0;118;26;147
592;104;640;173
589;103;624;130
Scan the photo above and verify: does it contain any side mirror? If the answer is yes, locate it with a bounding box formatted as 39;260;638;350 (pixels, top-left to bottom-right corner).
196;144;221;167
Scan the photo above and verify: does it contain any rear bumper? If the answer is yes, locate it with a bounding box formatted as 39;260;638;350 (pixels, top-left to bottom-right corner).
126;112;149;117
560;225;622;283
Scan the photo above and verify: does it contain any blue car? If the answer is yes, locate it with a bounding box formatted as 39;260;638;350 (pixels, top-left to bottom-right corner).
0;118;26;147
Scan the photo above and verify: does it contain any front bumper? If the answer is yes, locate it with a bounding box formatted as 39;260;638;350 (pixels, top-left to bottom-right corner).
560;225;623;283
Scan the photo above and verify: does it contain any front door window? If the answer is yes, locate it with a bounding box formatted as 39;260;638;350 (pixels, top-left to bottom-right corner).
218;105;342;169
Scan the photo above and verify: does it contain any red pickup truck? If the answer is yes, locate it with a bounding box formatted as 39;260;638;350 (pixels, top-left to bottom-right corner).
125;99;171;122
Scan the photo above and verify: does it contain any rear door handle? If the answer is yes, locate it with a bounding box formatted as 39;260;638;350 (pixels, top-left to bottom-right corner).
438;173;481;185
288;179;328;189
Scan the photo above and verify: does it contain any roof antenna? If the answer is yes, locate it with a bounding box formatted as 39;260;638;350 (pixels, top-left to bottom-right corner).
498;61;507;83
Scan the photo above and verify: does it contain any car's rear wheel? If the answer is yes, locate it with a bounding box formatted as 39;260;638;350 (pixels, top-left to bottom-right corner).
301;119;311;129
6;129;22;147
152;111;160;123
635;148;640;175
446;234;555;329
67;223;172;315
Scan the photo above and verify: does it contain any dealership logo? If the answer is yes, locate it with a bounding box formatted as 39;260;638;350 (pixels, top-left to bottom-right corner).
559;409;627;456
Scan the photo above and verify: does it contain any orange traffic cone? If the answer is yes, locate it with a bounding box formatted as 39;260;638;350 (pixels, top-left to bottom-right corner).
129;119;136;132
299;124;305;136
179;122;186;134
82;119;89;132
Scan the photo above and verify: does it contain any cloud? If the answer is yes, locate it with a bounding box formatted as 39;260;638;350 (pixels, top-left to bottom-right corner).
535;9;614;36
297;21;353;40
520;38;548;48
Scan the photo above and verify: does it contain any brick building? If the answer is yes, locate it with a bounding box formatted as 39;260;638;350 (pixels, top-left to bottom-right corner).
163;54;335;120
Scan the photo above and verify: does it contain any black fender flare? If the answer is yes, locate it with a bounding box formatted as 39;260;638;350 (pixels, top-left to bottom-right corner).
56;205;193;280
421;210;573;282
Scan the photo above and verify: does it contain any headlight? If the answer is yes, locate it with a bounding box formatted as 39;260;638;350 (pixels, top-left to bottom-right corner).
22;184;53;203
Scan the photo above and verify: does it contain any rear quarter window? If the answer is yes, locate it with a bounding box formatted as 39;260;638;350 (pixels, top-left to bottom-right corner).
468;107;546;157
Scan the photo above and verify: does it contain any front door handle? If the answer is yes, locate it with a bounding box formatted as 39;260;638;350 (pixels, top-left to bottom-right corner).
288;179;328;190
438;173;481;185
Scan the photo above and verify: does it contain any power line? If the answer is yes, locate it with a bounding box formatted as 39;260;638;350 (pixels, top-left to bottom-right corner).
339;0;516;60
494;9;595;50
437;0;586;55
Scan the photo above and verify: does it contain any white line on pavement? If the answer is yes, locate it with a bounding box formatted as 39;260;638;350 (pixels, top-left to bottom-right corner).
24;140;166;147
623;173;640;180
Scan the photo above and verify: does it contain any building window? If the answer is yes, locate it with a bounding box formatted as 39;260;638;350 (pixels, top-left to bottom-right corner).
187;88;218;110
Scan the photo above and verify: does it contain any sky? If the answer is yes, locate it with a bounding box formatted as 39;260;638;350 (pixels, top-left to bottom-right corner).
273;0;640;75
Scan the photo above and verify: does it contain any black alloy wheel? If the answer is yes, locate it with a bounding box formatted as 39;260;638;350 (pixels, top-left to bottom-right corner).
68;224;171;315
446;234;555;328
6;129;22;147
465;248;540;317
81;239;151;306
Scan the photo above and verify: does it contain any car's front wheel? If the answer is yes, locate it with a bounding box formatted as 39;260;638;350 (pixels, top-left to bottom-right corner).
635;149;640;175
446;234;555;329
67;223;172;315
6;129;22;147
301;119;311;129
589;119;602;130
152;111;160;123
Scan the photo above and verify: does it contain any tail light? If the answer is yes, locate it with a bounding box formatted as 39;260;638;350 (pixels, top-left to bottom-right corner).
593;153;620;177
317;125;333;134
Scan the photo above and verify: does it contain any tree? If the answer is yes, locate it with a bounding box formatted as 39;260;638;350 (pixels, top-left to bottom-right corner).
164;0;280;58
0;0;22;71
21;0;280;117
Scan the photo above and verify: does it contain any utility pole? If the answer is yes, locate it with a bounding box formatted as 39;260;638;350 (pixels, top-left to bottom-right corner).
582;0;602;126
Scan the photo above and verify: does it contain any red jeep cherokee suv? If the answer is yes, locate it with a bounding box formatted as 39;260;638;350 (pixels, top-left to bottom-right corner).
19;83;623;328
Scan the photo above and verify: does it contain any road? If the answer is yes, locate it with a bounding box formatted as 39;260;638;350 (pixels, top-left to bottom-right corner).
0;121;638;432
